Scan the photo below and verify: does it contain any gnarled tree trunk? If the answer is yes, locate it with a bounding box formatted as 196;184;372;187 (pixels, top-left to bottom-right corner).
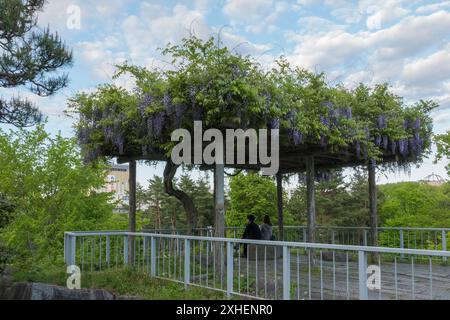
163;160;198;234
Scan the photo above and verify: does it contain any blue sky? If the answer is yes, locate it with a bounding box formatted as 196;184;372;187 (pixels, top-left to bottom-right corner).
1;0;450;187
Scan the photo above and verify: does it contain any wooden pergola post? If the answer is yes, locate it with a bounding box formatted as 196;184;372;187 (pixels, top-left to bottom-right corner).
214;163;225;238
214;163;225;283
128;160;136;265
306;156;316;243
368;162;378;247
276;173;284;241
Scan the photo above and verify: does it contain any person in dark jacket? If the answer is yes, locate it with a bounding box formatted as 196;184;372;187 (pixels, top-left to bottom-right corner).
242;214;262;257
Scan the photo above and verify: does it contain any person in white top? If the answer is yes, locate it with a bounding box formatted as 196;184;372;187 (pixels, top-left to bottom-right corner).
260;214;273;240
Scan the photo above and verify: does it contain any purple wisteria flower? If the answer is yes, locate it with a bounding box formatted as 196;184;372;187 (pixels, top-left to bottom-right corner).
320;115;330;127
112;133;125;154
398;139;408;156
270;118;280;129
412;118;420;131
139;93;153;116
375;135;381;146
356;140;361;159
382;135;389;150
403;119;409;130
153;112;165;137
377;114;387;129
293;129;302;145
390;140;397;154
341;107;352;119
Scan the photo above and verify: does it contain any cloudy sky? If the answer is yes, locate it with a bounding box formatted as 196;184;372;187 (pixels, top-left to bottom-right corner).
2;0;450;186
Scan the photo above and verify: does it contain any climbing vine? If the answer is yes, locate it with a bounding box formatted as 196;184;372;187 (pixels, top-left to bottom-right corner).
68;36;436;170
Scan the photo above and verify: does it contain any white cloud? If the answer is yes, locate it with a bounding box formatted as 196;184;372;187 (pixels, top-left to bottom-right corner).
287;11;450;72
402;46;450;87
416;1;450;14
298;16;346;33
223;0;289;33
365;2;410;30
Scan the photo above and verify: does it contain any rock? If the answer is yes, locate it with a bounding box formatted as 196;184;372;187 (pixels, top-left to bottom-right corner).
1;282;116;300
0;267;14;300
1;266;14;277
116;295;141;300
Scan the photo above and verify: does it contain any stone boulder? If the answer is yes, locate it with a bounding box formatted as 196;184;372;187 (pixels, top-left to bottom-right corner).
1;282;115;300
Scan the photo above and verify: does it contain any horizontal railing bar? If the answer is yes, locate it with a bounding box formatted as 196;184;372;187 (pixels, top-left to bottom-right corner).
64;231;450;257
144;226;450;232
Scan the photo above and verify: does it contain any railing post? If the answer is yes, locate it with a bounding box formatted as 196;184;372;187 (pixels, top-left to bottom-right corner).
358;250;368;300
400;230;404;258
184;239;190;288
65;234;77;266
66;234;76;266
226;241;233;297
106;235;110;266
64;233;68;264
331;230;336;245
442;230;447;262
123;236;129;266
363;230;368;247
150;237;156;276
283;246;291;300
143;236;147;268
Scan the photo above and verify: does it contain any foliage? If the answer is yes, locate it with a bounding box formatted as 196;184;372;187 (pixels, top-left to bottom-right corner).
226;171;295;227
434;131;450;176
0;125;114;270
136;173;213;230
13;265;227;300
0;0;72;127
379;182;450;228
68;36;435;171
286;169;382;227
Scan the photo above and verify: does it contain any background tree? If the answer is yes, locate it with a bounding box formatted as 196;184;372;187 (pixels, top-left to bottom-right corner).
435;131;450;176
0;0;72;127
226;172;295;230
194;176;214;227
379;182;450;228
146;176;167;230
142;174;213;231
286;169;383;227
0;125;114;270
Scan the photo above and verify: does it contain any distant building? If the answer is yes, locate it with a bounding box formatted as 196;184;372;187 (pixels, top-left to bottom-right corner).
99;164;129;212
421;173;446;187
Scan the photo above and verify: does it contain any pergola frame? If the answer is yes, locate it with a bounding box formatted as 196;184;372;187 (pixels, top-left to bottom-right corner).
117;137;387;249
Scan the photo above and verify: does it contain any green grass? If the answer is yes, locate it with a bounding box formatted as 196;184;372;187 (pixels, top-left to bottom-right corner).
12;265;229;300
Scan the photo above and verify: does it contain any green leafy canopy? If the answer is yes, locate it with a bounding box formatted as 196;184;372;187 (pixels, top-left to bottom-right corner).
68;36;436;170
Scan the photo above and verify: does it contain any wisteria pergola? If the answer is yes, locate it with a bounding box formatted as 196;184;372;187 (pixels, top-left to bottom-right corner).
70;36;435;252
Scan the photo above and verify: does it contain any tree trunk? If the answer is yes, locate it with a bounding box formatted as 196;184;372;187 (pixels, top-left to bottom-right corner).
306;156;316;243
276;172;284;241
128;160;136;266
368;162;378;247
163;160;198;234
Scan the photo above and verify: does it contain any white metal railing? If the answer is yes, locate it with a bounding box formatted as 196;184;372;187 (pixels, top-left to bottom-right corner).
144;226;449;252
64;231;450;300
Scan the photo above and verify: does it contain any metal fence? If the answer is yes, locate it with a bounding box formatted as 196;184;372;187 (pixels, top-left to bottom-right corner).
64;231;450;300
144;226;449;252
